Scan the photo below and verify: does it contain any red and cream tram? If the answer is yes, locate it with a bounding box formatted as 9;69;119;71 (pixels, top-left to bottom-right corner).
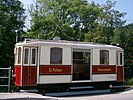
14;38;124;92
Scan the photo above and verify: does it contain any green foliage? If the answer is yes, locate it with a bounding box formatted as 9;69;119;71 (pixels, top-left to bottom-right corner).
0;0;25;67
125;78;133;86
28;0;101;40
85;0;126;44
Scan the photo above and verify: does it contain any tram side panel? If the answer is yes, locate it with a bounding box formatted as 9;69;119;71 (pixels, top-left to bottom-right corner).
14;65;21;86
92;49;117;82
117;66;124;82
91;48;124;87
117;51;124;83
38;46;72;85
14;46;38;88
14;47;22;87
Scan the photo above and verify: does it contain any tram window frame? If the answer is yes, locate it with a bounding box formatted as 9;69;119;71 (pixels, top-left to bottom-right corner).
117;52;123;66
23;47;30;65
50;47;62;64
17;47;22;64
100;50;109;65
120;53;123;65
15;47;22;64
30;48;37;65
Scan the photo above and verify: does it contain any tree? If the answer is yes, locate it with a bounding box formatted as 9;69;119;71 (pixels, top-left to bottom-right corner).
28;0;101;41
85;0;126;44
0;0;25;67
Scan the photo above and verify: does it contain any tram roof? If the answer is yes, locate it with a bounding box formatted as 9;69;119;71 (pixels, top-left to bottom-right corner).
15;39;123;51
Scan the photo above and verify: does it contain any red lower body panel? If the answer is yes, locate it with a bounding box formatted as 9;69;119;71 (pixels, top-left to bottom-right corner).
92;65;116;74
117;66;124;82
39;65;71;75
22;66;37;87
14;65;37;87
14;65;21;86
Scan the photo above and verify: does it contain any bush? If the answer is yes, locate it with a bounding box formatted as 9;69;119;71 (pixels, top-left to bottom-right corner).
125;78;133;86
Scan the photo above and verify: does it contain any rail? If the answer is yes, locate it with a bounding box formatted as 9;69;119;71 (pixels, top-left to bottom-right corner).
0;67;11;92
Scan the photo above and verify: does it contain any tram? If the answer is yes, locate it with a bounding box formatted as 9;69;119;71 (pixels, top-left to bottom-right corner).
14;37;124;92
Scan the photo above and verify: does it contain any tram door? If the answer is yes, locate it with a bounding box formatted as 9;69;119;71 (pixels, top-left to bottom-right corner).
72;49;91;81
22;47;38;86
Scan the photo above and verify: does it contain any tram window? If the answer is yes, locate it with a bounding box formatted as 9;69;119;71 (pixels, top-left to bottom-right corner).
17;47;21;64
83;52;90;64
100;50;109;65
31;48;37;64
24;48;29;64
50;47;62;64
73;52;83;63
120;53;123;65
116;53;118;65
117;52;123;66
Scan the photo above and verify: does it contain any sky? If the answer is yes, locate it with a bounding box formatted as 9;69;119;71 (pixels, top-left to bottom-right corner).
19;0;133;24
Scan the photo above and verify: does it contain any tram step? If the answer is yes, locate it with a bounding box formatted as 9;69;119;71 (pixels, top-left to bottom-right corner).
69;86;94;90
111;85;126;89
45;89;110;97
20;89;39;93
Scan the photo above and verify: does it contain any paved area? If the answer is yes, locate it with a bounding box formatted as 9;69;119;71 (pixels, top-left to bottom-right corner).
0;87;133;100
60;88;133;100
0;93;58;100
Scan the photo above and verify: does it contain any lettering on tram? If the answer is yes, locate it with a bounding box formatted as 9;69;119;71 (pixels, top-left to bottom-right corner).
49;68;63;73
97;68;112;72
